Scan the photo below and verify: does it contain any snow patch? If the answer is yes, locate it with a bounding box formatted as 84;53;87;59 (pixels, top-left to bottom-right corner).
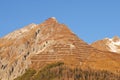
107;38;120;53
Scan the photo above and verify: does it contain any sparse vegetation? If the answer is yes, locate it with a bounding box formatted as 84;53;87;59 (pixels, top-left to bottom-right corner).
14;62;120;80
14;69;36;80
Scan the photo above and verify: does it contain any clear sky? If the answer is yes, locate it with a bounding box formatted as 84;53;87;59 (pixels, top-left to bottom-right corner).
0;0;120;43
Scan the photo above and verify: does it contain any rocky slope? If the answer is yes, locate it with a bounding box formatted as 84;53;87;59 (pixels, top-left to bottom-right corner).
91;36;120;53
0;18;120;80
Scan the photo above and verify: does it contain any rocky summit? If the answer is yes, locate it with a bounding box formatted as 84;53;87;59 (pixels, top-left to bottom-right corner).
0;18;120;80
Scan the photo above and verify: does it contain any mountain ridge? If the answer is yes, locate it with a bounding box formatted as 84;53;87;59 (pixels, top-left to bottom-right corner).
0;18;120;80
91;36;120;53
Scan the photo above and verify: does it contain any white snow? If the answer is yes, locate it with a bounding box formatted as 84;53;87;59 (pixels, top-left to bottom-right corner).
107;38;120;53
108;41;118;52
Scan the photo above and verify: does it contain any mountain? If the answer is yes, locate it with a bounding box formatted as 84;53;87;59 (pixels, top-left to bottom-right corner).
0;18;120;80
91;36;120;53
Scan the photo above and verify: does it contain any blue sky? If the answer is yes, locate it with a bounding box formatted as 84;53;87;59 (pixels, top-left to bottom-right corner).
0;0;120;43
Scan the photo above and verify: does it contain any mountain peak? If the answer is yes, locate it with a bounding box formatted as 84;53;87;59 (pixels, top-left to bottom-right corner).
112;36;120;42
48;17;57;22
51;17;56;19
43;17;58;24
